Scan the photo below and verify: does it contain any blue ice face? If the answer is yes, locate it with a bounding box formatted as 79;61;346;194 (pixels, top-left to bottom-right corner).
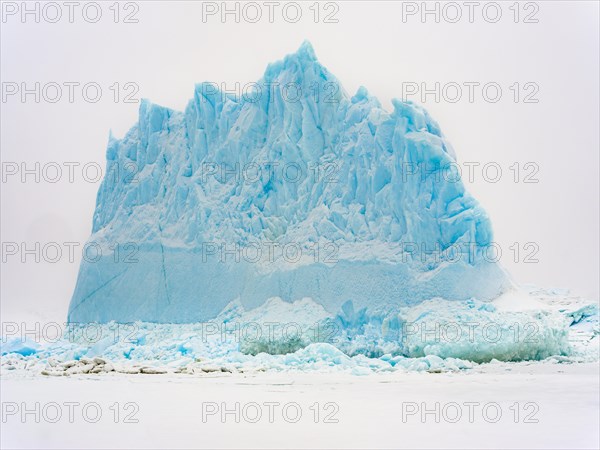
68;41;510;324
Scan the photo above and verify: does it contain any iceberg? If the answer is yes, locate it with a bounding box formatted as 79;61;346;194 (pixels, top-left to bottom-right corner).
68;41;511;324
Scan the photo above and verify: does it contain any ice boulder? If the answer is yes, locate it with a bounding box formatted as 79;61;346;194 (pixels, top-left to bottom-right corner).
68;41;511;323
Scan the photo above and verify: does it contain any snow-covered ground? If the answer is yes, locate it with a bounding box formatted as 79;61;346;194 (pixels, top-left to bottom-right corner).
1;362;598;449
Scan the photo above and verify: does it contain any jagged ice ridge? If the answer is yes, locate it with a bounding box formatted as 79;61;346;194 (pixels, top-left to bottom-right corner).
69;41;512;325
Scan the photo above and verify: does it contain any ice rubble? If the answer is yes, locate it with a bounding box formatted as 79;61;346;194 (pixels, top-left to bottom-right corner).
3;290;596;375
69;41;510;324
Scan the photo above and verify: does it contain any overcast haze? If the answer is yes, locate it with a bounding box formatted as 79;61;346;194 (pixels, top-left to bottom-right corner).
1;1;598;324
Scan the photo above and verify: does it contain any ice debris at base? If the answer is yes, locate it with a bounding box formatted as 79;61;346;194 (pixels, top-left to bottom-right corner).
68;41;511;324
3;290;597;377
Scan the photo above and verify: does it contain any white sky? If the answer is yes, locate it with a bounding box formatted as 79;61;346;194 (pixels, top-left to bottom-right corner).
1;1;598;323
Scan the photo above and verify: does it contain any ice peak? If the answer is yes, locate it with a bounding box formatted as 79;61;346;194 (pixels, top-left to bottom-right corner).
295;40;317;61
263;40;335;86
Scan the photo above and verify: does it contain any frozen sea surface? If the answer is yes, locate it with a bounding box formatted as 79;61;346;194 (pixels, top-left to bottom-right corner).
1;362;598;449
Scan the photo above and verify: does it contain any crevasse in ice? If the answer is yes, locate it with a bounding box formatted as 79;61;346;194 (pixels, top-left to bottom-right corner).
68;41;511;324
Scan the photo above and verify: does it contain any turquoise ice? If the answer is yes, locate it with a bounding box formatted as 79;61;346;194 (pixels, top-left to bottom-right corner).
68;42;510;324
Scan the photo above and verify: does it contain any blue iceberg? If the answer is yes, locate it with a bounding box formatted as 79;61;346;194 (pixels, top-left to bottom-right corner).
68;41;511;324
